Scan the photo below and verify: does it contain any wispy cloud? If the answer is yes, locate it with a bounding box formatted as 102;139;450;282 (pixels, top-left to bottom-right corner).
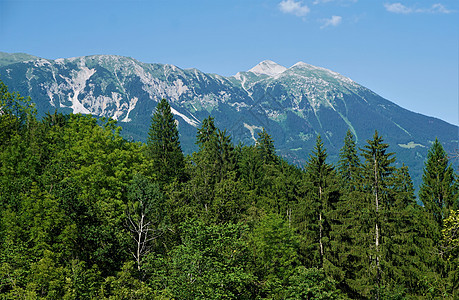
313;0;357;4
321;15;342;28
384;3;412;14
384;2;453;14
429;3;452;14
279;0;310;17
313;0;334;4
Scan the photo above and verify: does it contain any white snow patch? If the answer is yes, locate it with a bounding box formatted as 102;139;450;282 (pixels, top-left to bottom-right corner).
170;107;200;127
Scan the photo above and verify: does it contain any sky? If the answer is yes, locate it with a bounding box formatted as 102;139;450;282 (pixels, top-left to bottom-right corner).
1;0;458;125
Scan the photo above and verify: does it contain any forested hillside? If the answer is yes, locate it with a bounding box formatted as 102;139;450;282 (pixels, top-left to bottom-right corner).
1;53;457;192
1;80;458;299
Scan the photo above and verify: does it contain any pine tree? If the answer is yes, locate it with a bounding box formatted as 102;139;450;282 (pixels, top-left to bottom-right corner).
419;138;458;228
147;98;184;183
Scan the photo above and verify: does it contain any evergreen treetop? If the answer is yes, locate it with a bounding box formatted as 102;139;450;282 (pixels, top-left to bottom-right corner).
419;138;458;227
147;98;184;183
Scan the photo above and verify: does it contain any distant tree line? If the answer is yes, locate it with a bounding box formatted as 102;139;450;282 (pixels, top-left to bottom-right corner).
0;80;458;299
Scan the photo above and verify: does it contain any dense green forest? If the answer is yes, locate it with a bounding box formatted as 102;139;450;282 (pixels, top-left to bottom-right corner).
0;80;458;299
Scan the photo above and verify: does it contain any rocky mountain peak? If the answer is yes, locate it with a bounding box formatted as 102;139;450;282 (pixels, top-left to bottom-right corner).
248;60;287;76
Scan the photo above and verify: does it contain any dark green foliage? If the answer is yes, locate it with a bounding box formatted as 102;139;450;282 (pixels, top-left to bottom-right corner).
0;83;457;299
147;98;185;183
295;135;340;270
419;138;458;227
256;127;277;165
337;129;360;191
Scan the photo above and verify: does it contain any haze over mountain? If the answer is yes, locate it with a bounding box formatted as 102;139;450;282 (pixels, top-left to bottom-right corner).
0;52;457;187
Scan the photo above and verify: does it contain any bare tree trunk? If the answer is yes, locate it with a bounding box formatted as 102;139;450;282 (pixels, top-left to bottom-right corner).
127;204;156;272
374;155;380;300
319;185;324;267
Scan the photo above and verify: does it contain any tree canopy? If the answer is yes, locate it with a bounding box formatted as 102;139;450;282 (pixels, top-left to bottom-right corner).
0;81;457;299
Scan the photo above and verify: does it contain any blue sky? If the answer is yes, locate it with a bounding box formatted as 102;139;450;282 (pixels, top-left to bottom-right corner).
1;0;458;125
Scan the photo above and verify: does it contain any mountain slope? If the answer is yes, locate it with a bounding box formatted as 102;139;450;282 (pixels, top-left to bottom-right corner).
0;53;456;187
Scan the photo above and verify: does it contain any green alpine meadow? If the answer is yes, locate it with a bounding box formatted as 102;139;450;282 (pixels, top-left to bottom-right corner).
0;53;458;299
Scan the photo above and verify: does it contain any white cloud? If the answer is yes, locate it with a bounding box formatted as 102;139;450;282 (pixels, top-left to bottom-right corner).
384;2;453;14
279;0;310;17
384;3;412;14
429;3;452;14
313;0;357;4
313;0;334;4
321;15;342;28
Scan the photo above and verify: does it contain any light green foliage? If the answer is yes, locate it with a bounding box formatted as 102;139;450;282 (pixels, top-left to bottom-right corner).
0;79;36;147
442;209;459;255
442;210;459;296
286;267;344;300
249;213;300;298
101;261;154;300
126;174;165;271
154;220;255;299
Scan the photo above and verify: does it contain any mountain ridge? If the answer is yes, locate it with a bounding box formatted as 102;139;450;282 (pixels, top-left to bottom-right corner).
0;51;457;188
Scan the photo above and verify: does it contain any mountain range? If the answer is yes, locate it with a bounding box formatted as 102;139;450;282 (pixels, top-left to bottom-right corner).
0;51;457;188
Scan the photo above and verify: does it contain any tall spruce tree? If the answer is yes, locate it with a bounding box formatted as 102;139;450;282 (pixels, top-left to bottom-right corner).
191;117;237;217
255;128;277;165
419;138;458;228
296;136;339;269
384;165;438;297
196;116;217;148
147;98;184;183
328;131;364;297
337;129;361;191
360;131;396;299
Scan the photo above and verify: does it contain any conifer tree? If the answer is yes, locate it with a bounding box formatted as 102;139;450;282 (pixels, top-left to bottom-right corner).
196;116;217;148
147;98;184;183
191;117;237;217
419;138;458;227
360;131;396;299
296;135;339;269
195;117;235;184
337;129;360;191
255;128;277;165
328;131;365;296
